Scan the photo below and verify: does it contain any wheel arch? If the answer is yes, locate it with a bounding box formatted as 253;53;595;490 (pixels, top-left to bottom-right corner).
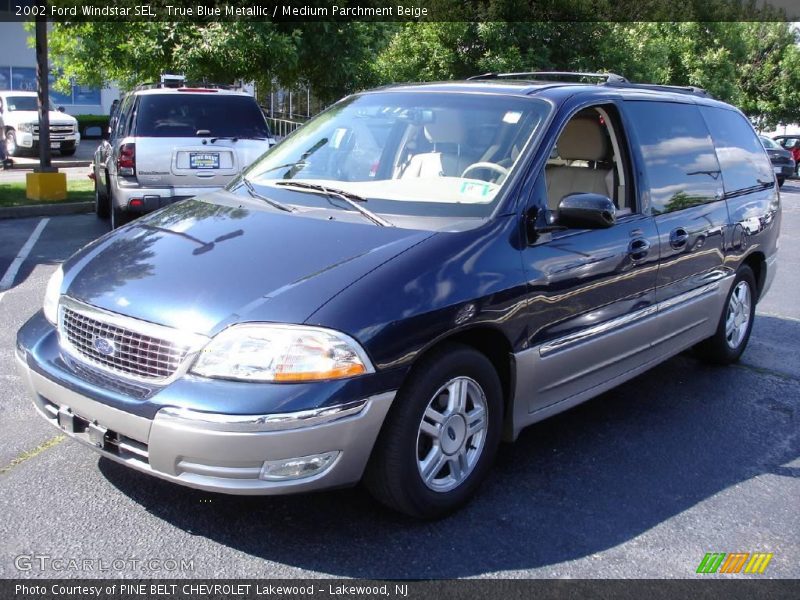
404;325;516;433
741;250;766;301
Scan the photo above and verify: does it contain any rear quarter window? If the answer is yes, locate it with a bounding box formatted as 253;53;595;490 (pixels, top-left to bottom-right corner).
699;106;774;193
625;101;721;215
136;94;271;139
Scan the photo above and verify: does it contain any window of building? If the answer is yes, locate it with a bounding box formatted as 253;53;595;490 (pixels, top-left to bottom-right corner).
0;65;101;106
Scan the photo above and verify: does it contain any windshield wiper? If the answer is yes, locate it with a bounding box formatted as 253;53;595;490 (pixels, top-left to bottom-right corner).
240;177;295;213
209;136;239;143
274;181;392;227
257;160;309;176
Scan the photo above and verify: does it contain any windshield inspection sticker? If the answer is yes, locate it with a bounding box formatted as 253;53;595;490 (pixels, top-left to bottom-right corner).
460;181;492;198
503;111;522;124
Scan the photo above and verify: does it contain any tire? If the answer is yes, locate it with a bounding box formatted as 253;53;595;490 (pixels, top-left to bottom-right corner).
694;266;756;365
777;176;785;187
94;178;110;219
364;343;503;519
6;129;21;158
110;201;131;229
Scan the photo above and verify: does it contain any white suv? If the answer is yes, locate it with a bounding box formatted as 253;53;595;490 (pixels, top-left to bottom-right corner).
93;82;276;228
0;91;81;157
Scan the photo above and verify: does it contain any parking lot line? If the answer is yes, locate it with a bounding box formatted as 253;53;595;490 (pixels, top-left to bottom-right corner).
0;217;50;292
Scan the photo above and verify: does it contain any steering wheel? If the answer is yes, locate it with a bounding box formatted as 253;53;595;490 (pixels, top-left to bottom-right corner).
461;162;509;181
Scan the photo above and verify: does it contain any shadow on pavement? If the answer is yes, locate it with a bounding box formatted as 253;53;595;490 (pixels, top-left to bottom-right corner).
0;214;110;293
99;315;800;578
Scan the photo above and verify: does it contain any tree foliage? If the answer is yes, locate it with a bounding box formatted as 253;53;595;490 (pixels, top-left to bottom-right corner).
374;20;800;128
47;21;396;103
47;17;800;127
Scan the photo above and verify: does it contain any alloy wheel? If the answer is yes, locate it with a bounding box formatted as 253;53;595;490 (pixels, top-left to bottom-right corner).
725;281;751;349
416;376;488;493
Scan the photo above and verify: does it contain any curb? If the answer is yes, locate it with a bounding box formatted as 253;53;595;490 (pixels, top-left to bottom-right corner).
0;202;93;219
5;161;92;171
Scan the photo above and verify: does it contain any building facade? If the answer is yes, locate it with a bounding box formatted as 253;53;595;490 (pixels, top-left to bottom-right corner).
0;20;119;115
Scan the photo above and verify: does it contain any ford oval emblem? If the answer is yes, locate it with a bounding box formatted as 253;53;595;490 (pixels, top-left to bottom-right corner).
93;336;116;357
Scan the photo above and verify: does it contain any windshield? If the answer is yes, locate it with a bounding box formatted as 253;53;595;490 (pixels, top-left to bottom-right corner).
136;94;271;138
242;91;550;217
760;136;780;149
5;96;39;111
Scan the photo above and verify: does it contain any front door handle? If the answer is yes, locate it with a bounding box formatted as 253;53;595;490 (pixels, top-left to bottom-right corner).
670;227;689;249
628;238;650;261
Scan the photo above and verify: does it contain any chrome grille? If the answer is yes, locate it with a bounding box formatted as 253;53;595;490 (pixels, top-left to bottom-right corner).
60;306;191;381
33;125;74;135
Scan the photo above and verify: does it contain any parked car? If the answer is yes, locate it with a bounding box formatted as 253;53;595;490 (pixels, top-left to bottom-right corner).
17;73;780;518
772;135;800;176
759;135;794;186
0;91;80;157
93;81;276;229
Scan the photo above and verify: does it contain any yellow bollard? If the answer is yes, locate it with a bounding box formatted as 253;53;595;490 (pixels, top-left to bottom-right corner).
26;171;67;201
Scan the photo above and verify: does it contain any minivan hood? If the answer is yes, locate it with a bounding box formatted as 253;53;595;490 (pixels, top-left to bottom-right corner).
64;193;432;336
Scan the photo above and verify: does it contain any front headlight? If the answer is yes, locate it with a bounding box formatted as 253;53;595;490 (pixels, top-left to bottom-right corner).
17;122;35;133
43;266;64;325
191;324;374;382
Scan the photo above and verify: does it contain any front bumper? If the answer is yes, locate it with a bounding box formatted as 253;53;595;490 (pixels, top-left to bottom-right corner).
15;325;395;495
18;132;80;149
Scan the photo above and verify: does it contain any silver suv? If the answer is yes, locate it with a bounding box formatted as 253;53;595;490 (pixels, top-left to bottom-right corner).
93;82;275;228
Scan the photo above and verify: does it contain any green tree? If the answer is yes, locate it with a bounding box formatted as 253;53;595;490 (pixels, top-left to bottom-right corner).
375;20;800;128
47;21;395;103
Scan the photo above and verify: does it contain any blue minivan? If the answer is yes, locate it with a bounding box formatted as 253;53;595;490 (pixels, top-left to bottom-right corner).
17;73;780;517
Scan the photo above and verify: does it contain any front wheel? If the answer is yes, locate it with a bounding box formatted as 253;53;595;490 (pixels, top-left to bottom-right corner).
695;266;756;365
6;130;21;157
364;343;503;518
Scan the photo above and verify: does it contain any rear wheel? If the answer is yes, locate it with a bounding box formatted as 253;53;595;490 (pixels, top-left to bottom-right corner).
695;266;756;365
110;201;131;229
364;343;502;518
94;177;110;219
777;176;785;187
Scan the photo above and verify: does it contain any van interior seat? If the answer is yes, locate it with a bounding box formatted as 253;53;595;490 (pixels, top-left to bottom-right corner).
401;111;478;178
546;117;614;210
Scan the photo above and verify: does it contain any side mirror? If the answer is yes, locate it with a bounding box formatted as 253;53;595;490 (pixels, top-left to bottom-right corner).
557;193;616;229
57;106;65;113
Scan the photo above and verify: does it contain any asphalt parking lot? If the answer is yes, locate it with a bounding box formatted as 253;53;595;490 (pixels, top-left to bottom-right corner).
0;190;797;579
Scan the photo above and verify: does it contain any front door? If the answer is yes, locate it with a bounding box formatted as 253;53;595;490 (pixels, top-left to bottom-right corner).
518;102;661;413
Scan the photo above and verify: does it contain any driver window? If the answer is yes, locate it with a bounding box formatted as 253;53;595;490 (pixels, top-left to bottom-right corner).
546;105;632;214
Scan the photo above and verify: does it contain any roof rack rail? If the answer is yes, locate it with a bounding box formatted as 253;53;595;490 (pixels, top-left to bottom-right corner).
131;81;241;92
468;71;630;84
604;81;712;98
466;70;712;98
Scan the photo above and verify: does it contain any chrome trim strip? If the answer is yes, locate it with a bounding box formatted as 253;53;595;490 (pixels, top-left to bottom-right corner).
57;296;209;385
539;280;723;358
157;398;370;432
540;305;658;358
655;280;721;312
